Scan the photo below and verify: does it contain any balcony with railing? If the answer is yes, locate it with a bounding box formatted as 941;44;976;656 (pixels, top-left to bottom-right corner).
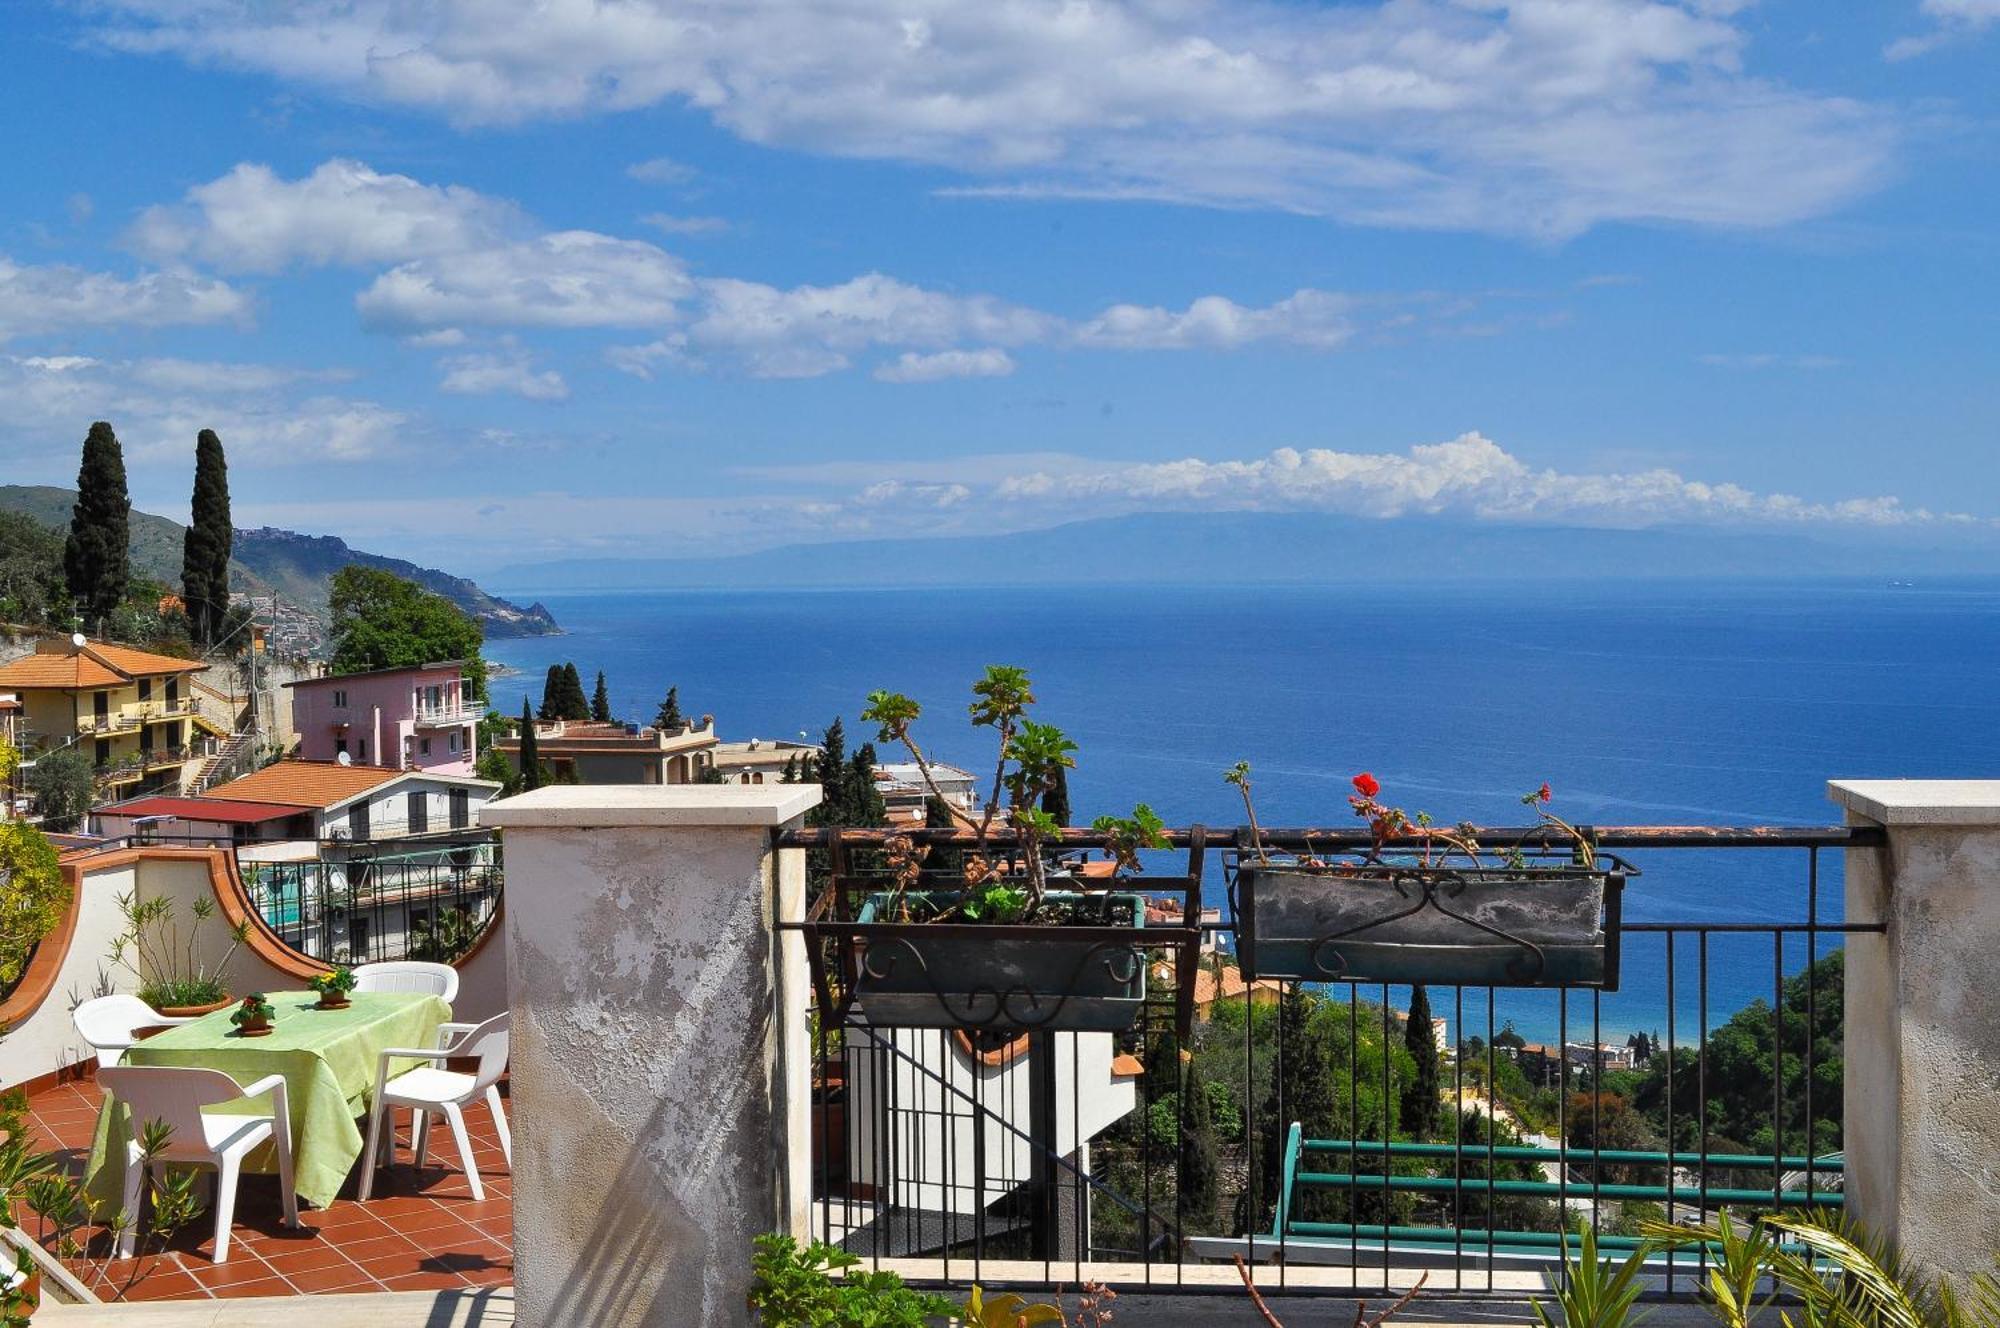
76;698;201;736
412;694;482;727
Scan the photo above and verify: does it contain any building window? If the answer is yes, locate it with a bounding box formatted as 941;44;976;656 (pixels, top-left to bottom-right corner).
408;790;428;834
449;789;469;829
335;737;348;757
137;679;152;702
347;916;371;961
420;738;432;756
358;739;369;763
448;730;461;754
332;689;348;708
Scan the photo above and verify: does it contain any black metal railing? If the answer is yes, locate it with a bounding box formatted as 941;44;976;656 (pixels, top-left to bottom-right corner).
776;822;1880;1302
240;840;503;967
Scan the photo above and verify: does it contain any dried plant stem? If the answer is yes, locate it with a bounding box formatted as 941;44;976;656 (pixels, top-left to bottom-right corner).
1232;1257;1428;1328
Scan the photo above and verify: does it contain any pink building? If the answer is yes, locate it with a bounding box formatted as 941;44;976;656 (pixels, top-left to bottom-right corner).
286;661;481;776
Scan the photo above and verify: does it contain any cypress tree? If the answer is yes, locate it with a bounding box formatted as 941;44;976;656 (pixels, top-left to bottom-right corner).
180;428;232;645
538;666;564;721
1259;989;1339;1219
64;421;131;626
518;700;543;790
655;686;684;731
1401;984;1441;1141
591;671;613;723
1178;1054;1220;1232
559;662;590;719
847;742;889;826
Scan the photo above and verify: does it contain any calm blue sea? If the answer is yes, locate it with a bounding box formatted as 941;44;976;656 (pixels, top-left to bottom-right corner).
483;579;2000;1042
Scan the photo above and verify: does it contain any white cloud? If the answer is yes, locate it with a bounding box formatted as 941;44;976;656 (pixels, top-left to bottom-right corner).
0;256;250;341
873;348;1015;383
641;213;729;236
626;157;697;185
1887;0;2000;58
131;159;519;272
0;353;403;467
438;350;570;400
91;0;1896;238
968;433;1955;530
357;232;694;329
1071;291;1354;351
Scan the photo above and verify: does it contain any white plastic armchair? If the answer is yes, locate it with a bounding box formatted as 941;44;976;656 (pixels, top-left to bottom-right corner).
96;1065;299;1263
360;1011;509;1202
71;995;196;1069
350;961;459;1003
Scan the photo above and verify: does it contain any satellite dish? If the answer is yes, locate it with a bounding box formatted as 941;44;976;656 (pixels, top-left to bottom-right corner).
70;632;87;649
336;752;353;766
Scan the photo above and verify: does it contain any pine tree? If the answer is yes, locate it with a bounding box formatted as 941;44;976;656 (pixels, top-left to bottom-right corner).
1401;984;1441;1142
538;666;564;721
655;686;684;731
180;428;232;646
1178;1054;1221;1232
591;671;613;723
518;700;543;790
64;421;131;626
558;663;590;719
780;754;799;784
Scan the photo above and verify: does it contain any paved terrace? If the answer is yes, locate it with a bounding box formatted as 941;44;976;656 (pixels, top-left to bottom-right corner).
22;1076;512;1303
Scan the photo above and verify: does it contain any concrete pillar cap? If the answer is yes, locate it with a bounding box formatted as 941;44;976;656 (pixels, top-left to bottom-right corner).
1828;779;2000;827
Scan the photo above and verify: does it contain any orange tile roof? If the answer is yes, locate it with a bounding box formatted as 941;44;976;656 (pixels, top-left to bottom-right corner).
203;760;402;809
0;640;205;690
1110;1054;1145;1078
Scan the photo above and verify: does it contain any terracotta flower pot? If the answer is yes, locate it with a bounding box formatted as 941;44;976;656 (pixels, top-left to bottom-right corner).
234;1019;273;1038
315;995;351;1010
157;997;232;1018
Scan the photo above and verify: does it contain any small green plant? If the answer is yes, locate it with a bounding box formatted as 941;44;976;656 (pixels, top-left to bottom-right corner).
308;967;358;1003
958;882;1030;924
747;1233;954;1326
230;993;275;1029
107;891;249;1009
0;821;68;996
410;907;483;963
1531;1220;1653;1328
1092;803;1168;873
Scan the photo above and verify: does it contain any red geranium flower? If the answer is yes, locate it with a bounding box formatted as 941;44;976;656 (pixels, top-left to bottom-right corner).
1352;771;1381;799
1537;782;1553;803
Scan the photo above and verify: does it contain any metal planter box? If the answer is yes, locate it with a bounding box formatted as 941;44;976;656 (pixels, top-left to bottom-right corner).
1234;863;1623;989
849;889;1150;1032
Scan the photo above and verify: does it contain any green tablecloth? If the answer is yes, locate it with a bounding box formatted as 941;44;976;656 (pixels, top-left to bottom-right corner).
85;990;450;1210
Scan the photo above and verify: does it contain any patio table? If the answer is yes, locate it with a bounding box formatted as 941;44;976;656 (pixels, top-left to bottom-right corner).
83;989;450;1210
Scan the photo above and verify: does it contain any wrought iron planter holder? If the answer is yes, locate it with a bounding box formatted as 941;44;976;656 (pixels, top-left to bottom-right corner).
795;831;1207;1037
1229;850;1629;989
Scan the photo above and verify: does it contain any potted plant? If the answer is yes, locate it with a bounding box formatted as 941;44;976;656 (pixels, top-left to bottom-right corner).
107;892;249;1017
307;967;357;1009
1225;767;1626;989
797;666;1196;1034
229;993;276;1037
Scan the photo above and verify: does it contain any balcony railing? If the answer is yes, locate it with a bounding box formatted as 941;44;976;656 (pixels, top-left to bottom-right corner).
77;698;199;735
776;822;1878;1298
413;696;482;726
240;839;502;967
93;744;203;786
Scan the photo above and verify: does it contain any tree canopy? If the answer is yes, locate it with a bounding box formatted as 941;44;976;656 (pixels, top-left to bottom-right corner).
328;566;487;696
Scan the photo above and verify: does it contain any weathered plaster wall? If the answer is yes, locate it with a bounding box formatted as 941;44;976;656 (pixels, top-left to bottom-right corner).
1832;780;2000;1282
483;786;818;1328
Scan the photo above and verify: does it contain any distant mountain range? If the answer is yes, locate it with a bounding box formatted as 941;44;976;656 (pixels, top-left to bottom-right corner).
0;485;559;639
493;511;2000;592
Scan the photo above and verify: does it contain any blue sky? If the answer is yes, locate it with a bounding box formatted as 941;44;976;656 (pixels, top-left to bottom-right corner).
1;1;1996;573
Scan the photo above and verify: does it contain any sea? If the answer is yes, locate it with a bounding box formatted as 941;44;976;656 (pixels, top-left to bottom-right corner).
482;578;2000;1044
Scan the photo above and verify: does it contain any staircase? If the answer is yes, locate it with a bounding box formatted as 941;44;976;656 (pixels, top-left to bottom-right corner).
192;728;255;793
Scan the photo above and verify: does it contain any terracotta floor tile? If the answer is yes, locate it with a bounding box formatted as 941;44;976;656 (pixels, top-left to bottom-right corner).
260;1242;353;1275
187;1256;281;1289
285;1261;381;1294
213;1276;293;1298
116;1271;209;1302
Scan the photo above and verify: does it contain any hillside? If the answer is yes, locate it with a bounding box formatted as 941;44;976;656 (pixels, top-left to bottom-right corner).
0;485;559;642
494;510;2000;591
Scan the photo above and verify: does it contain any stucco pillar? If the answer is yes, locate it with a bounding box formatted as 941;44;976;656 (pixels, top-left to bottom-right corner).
481;784;821;1328
1828;779;2000;1282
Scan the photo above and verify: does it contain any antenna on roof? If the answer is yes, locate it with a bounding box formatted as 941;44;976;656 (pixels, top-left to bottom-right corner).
70;632;87;651
335;752;353;766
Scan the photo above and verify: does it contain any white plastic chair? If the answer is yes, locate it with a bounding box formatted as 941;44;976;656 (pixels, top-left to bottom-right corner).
360;1012;510;1202
71;995;195;1069
96;1066;299;1263
350;961;460;1004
